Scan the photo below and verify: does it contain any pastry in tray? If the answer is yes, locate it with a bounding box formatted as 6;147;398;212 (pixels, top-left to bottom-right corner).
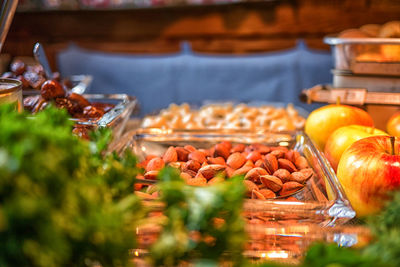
141;103;306;131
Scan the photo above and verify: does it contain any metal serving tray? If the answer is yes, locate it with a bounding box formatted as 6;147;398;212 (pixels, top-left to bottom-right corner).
324;36;400;76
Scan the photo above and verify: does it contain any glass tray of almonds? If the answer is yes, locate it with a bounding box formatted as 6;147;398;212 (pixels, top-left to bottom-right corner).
119;129;355;227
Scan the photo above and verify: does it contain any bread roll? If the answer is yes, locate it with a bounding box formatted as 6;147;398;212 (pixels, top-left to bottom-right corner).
379;21;400;38
339;29;371;38
359;24;381;37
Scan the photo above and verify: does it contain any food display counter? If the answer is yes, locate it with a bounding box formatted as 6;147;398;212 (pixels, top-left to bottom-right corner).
1;1;400;266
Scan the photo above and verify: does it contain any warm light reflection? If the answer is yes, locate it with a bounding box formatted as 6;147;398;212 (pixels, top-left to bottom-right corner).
134;250;139;257
266;251;289;259
279;141;290;147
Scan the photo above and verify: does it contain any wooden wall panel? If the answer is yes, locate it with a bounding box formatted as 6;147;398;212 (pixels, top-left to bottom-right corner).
3;0;400;70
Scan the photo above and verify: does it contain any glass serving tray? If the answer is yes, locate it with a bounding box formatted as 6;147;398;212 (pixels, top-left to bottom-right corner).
72;94;138;139
120;129;355;226
132;223;370;265
22;74;93;95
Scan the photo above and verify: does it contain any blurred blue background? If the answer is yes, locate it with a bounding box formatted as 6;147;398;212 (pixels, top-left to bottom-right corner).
58;40;332;116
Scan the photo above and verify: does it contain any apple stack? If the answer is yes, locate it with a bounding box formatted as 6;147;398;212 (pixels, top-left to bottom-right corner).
305;102;400;218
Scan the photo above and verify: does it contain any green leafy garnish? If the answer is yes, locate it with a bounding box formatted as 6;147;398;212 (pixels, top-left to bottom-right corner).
151;168;246;266
0;104;144;267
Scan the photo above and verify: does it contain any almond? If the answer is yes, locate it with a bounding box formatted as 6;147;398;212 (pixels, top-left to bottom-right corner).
245;145;256;153
232;165;252;177
180;172;192;181
134;183;143;191
145;157;165;172
260;175;283;192
207;157;226;165
245;167;268;182
284;150;296;163
244;160;255;168
257;145;271;155
186;177;207;186
144;170;159;180
270;149;285;158
168;161;183;169
163;146;178;163
198;164;226;180
220;141;232;150
176;147;190;161
300;168;314;179
227;152;246;169
208;147;215;157
246;151;262;162
280;181;304;196
278;158;298;173
183;160;201;172
137;159;149;169
231;143;246;153
214;143;230;160
244;180;258;196
257;183;266;189
259;189;276;199
264;154;278;174
184;145;196;152
188;150;207;163
195;171;205;178
226;166;235;178
290;171;310;184
273;169;291;182
208;176;225;185
183;170;197;177
295;156;309;170
199;148;212;157
252;189;266;200
241;151;249;158
255;159;264;168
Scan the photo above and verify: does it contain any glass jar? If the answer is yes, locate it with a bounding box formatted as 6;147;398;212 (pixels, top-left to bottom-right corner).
0;78;22;111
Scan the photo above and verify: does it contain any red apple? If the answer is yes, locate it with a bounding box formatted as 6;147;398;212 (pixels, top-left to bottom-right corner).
305;104;373;151
337;136;400;217
387;111;400;137
324;125;388;171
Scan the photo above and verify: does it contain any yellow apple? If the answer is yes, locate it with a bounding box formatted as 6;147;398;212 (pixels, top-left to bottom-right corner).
324;125;388;171
305;104;374;151
387;112;400;137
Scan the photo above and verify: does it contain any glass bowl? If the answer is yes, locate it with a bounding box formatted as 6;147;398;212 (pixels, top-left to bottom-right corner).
0;78;22;111
72;94;138;139
121;129;355;226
